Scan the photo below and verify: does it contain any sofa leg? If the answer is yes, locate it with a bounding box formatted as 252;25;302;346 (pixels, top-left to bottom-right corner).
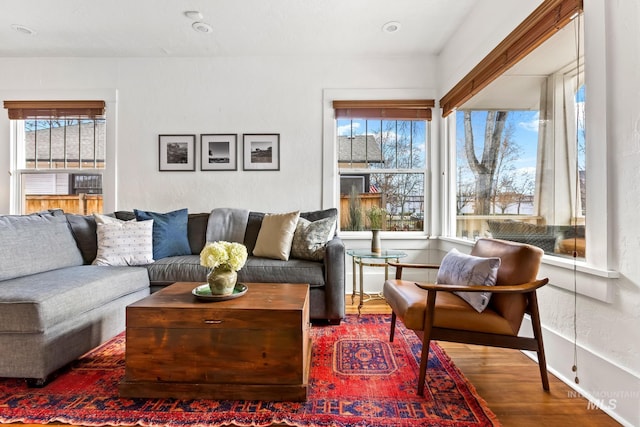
26;377;49;388
327;319;341;325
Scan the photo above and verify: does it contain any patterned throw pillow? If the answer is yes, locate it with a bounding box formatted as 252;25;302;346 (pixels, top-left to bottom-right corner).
92;215;154;266
290;216;336;261
436;248;501;312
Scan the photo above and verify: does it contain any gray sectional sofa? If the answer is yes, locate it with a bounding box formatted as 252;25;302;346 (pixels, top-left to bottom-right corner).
0;207;345;384
0;212;150;385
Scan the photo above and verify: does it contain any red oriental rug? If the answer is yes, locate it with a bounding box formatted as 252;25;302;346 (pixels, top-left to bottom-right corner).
0;314;499;427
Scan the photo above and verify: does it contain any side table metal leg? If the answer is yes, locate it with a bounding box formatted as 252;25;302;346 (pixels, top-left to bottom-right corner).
351;257;357;304
358;261;364;314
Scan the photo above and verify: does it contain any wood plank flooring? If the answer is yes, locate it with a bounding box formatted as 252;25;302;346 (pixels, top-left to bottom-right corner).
352;296;621;427
10;296;621;427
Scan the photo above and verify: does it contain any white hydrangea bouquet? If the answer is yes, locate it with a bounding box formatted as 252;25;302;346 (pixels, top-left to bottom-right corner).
200;241;248;295
200;241;248;272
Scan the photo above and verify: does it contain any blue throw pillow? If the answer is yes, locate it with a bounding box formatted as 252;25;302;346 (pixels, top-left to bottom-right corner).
133;208;191;260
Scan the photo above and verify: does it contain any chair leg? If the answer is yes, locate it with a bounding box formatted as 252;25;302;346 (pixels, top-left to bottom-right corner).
390;312;397;342
529;291;550;391
418;290;437;396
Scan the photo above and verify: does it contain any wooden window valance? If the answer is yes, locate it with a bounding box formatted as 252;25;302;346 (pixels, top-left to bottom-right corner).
333;99;434;121
3;100;106;119
439;0;583;117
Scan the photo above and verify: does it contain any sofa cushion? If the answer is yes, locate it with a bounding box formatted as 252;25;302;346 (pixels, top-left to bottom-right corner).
0;213;83;281
93;216;155;266
206;208;250;244
252;211;300;260
144;254;326;288
240;257;325;287
145;254;207;283
134;208;191;259
300;208;338;224
291;216;336;261
437;248;501;313
65;213;98;264
188;213;210;254
0;266;149;333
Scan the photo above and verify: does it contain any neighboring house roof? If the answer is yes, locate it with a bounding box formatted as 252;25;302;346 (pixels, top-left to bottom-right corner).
338;135;384;164
24;122;106;162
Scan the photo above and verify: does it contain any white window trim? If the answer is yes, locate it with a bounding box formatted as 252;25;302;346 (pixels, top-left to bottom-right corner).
322;88;437;238
441;0;617;302
2;89;117;214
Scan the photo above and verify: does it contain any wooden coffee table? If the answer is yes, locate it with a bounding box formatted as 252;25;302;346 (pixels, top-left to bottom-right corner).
119;281;311;401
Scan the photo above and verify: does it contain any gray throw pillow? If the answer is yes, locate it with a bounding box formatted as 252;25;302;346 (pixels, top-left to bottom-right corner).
436;248;501;312
290;216;336;261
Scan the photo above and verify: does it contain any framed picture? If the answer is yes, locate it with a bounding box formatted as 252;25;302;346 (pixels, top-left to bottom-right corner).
159;135;196;171
200;134;237;171
243;134;280;171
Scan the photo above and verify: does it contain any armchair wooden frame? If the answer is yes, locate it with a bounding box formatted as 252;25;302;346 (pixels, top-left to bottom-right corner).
387;261;550;396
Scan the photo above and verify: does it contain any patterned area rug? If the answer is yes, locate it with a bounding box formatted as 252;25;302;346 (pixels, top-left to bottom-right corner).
0;314;499;427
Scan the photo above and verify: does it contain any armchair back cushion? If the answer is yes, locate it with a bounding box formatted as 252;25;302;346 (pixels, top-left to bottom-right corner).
470;238;544;334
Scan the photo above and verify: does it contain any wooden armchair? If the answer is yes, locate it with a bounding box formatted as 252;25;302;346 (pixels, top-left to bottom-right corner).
382;238;550;396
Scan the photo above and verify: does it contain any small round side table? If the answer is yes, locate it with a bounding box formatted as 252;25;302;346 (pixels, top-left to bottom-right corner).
346;249;407;314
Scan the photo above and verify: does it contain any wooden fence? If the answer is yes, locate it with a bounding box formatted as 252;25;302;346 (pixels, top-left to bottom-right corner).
25;194;103;215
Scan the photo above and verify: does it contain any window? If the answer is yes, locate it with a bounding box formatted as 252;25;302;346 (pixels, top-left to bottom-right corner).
334;99;431;232
4;100;106;215
451;14;585;258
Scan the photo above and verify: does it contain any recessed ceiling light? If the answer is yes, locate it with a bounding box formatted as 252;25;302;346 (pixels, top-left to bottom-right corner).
184;11;203;20
11;24;36;36
382;21;401;33
192;21;213;34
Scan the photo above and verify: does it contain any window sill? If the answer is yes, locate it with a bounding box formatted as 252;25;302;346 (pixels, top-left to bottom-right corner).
338;231;430;240
438;236;617;302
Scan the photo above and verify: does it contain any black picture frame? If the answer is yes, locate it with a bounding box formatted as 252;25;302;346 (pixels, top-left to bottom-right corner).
243;133;280;171
159;134;196;171
200;134;238;171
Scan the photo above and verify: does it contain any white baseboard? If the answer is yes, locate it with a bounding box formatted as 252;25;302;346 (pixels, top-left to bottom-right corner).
520;316;639;427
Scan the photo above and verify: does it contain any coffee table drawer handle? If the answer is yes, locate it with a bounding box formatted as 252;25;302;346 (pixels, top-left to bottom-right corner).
204;319;223;324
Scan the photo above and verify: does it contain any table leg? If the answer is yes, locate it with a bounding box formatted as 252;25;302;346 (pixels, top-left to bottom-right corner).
358;260;364;314
351;256;357;304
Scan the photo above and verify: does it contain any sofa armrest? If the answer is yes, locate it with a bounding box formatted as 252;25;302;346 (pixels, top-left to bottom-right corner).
323;235;346;320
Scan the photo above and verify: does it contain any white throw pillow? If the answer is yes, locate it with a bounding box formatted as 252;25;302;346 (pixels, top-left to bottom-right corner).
290;216;336;261
92;216;154;266
436;248;501;312
252;211;300;260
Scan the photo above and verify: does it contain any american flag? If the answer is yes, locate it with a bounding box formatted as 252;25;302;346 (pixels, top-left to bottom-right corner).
369;184;379;193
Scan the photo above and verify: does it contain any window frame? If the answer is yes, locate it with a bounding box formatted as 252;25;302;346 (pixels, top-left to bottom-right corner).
441;2;617;302
3;90;117;215
322;89;436;239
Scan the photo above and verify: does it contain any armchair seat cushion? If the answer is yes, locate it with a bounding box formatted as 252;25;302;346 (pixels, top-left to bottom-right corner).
383;279;517;336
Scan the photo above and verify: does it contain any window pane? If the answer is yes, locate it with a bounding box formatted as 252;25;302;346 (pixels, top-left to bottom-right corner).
337;118;427;232
456;101;585;258
22;119;105;169
18;117;105;215
340;172;425;231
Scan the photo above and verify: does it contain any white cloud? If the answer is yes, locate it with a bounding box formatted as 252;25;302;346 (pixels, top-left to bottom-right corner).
337;122;361;136
518;112;540;132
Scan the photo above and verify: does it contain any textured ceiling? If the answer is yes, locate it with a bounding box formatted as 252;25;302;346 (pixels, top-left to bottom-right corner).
0;0;476;57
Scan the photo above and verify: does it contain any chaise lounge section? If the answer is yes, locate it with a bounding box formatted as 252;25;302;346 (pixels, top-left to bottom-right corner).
0;212;150;385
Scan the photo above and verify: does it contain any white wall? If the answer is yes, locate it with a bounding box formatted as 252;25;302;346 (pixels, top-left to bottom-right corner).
438;1;640;425
1;1;638;425
0;55;435;214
